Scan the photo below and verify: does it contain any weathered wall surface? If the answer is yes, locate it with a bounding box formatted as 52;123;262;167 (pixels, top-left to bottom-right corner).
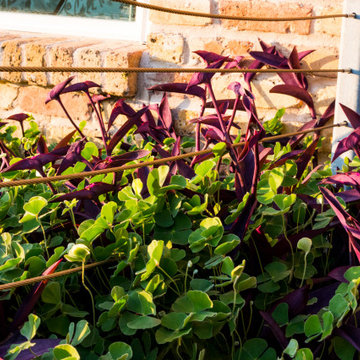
0;0;344;152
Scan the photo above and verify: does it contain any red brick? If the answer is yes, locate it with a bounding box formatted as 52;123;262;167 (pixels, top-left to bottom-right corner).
17;86;90;122
219;0;312;35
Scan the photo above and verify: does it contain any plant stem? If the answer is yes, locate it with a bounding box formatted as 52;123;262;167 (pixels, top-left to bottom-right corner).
57;98;86;138
86;92;109;155
38;217;49;259
158;265;181;295
82;261;96;329
282;214;294;281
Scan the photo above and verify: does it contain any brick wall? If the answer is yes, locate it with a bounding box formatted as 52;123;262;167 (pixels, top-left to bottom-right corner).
0;0;344;153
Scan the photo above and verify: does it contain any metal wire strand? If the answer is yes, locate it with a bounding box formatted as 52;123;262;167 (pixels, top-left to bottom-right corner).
113;0;355;21
0;122;348;189
0;259;116;291
0;66;351;74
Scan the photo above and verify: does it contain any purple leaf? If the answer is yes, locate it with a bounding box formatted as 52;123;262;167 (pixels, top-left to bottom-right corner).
53;130;77;151
56;139;87;175
340;104;360;128
328;266;350;282
45;76;75;104
0;338;61;360
193;50;229;65
228;81;254;99
1;153;60;174
295;138;319;180
321;172;360;188
61;80;100;94
149;83;206;102
275;287;308;318
335;326;360;351
249;51;285;67
36;136;48;154
107;99;136;131
94;150;150;170
159;93;173;133
50;182;116;202
268;150;304;169
7;113;28;123
9;260;62;332
320;186;360;262
107;107;149;154
187;57;228;89
91;94;111;104
224;56;244;70
333;127;360;162
317;100;335;127
205;99;245;112
270;85;316;118
259;311;287;348
298;49;315;61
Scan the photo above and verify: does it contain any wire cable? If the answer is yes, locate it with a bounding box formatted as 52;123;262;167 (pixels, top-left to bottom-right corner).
0;66;351;74
0;122;348;189
0;258;116;291
113;0;355;21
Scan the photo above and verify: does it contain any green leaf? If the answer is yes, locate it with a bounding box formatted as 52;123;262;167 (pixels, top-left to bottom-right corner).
53;344;80;360
161;312;190;331
154;209;174;228
273;193;296;210
333;336;356;360
268;168;285;193
329;294;349;321
42;282;61;304
212;142;226;157
127;290;156;316
81;142;99;160
20;314;40;341
172;290;213;313
297;237;312;254
272;303;289;327
295;348;313;360
71;320;90;346
320;311;334;340
108;342;133;360
237;338;268;360
344;266;360;282
190;279;214;292
192;159;216;184
23;196;48;217
101;201;117;224
65;244;90;263
127;316;161;330
283;339;298;358
304;315;322;338
155;327;192;344
265;262;290;282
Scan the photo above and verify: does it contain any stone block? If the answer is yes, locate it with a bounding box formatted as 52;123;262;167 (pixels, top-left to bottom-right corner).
314;6;343;37
147;33;184;63
48;40;99;85
149;0;211;26
0;83;19;110
219;0;312;35
103;44;145;97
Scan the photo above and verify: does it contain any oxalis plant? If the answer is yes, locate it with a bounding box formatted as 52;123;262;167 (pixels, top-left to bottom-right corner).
1;39;360;359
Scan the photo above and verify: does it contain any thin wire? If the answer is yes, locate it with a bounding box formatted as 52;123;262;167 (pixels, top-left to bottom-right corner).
0;122;348;189
114;0;355;21
0;66;351;74
0;258;115;291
